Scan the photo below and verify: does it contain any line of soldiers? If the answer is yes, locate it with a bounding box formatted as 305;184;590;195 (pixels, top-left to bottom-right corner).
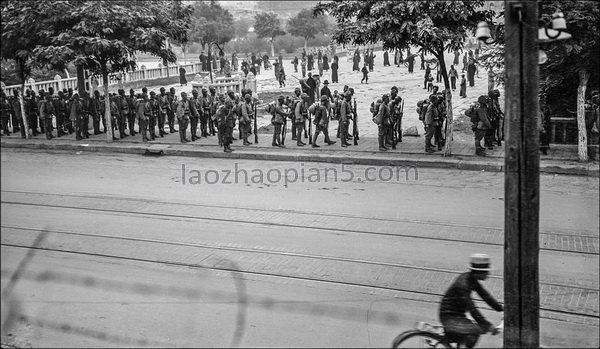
265;84;361;148
1;85;261;152
370;86;404;151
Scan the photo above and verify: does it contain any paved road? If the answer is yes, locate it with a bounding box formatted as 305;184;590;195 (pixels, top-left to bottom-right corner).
1;148;598;348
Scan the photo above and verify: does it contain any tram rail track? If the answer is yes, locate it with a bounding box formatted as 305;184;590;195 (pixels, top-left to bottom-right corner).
1;190;598;255
1;225;598;320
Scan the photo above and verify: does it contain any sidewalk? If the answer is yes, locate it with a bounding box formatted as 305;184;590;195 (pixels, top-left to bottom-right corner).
2;128;598;177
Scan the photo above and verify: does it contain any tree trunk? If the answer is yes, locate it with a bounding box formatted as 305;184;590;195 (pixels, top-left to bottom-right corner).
304;38;308;51
435;49;454;157
103;72;113;143
577;69;589;161
19;82;29;139
270;38;275;58
76;64;86;93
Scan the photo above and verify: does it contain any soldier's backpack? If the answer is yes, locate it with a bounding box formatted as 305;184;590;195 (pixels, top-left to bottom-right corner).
465;102;480;123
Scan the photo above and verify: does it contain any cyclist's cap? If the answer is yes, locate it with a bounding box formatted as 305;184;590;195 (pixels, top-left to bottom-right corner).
469;253;492;271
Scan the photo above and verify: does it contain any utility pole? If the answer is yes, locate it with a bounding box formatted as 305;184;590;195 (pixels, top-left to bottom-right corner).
503;1;540;348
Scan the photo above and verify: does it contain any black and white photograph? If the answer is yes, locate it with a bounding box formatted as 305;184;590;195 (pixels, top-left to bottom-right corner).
1;0;598;348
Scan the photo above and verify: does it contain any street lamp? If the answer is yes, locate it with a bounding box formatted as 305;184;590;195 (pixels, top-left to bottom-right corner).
475;8;571;45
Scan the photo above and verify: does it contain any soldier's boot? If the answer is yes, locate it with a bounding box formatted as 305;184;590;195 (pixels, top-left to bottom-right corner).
75;121;83;140
379;135;388;151
311;132;320;147
129;118;136;136
159;127;165;138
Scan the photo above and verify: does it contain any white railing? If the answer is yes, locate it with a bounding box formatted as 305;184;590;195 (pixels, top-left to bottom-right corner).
191;72;256;95
2;61;220;97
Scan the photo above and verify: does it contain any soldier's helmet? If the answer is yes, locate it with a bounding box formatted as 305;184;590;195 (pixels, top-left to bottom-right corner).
394;96;402;103
278;95;285;101
391;86;398;92
192;89;199;95
181;92;187;98
429;95;437;102
160;87;165;92
478;95;489;105
301;93;309;99
382;93;390;100
321;95;328;102
244;94;251;99
118;89;125;95
202;88;208;92
150;91;156;97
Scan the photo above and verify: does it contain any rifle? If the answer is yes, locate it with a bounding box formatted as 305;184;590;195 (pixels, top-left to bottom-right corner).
352;98;359;145
393;99;404;148
253;100;258;143
308;105;312;144
281;105;288;145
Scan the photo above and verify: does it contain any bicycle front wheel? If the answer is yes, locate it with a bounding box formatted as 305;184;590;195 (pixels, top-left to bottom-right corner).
391;330;451;349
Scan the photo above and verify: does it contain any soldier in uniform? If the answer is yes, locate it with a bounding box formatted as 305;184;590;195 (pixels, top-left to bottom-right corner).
339;92;353;147
190;89;203;141
474;95;492;156
24;89;39;136
311;95;336;147
11;90;26;138
134;93;149;142
115;89;129;139
239;93;253;146
216;99;235;152
157;87;169;138
294;93;310;147
424;95;442;153
200;88;211;137
290;87;302;141
80;91;92;138
108;94;120;141
89;90;103;135
376;94;392;151
271;95;289;148
176;92;198;143
69;93;85;140
148;91;159;140
488;89;503;146
167;87;178;133
39;92;56;139
208;87;218;136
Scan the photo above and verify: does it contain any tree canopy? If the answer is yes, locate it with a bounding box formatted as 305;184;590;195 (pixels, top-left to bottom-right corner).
287;8;329;47
254;13;286;40
189;0;235;49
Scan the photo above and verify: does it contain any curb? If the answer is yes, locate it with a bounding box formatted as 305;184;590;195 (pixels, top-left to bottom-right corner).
2;139;597;177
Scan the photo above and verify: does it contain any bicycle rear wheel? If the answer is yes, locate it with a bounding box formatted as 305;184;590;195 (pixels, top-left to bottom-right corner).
392;330;451;348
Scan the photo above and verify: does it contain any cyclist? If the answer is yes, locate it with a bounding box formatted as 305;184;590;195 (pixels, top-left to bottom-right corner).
439;253;503;348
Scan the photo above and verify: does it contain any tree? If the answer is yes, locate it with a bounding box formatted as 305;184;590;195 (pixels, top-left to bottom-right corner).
479;1;600;161
189;0;235;51
1;0;59;139
254;12;286;57
234;17;254;39
287;8;329;50
315;0;493;156
32;0;192;142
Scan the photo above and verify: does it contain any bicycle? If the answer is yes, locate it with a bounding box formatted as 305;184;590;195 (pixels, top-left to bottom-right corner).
391;319;503;348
